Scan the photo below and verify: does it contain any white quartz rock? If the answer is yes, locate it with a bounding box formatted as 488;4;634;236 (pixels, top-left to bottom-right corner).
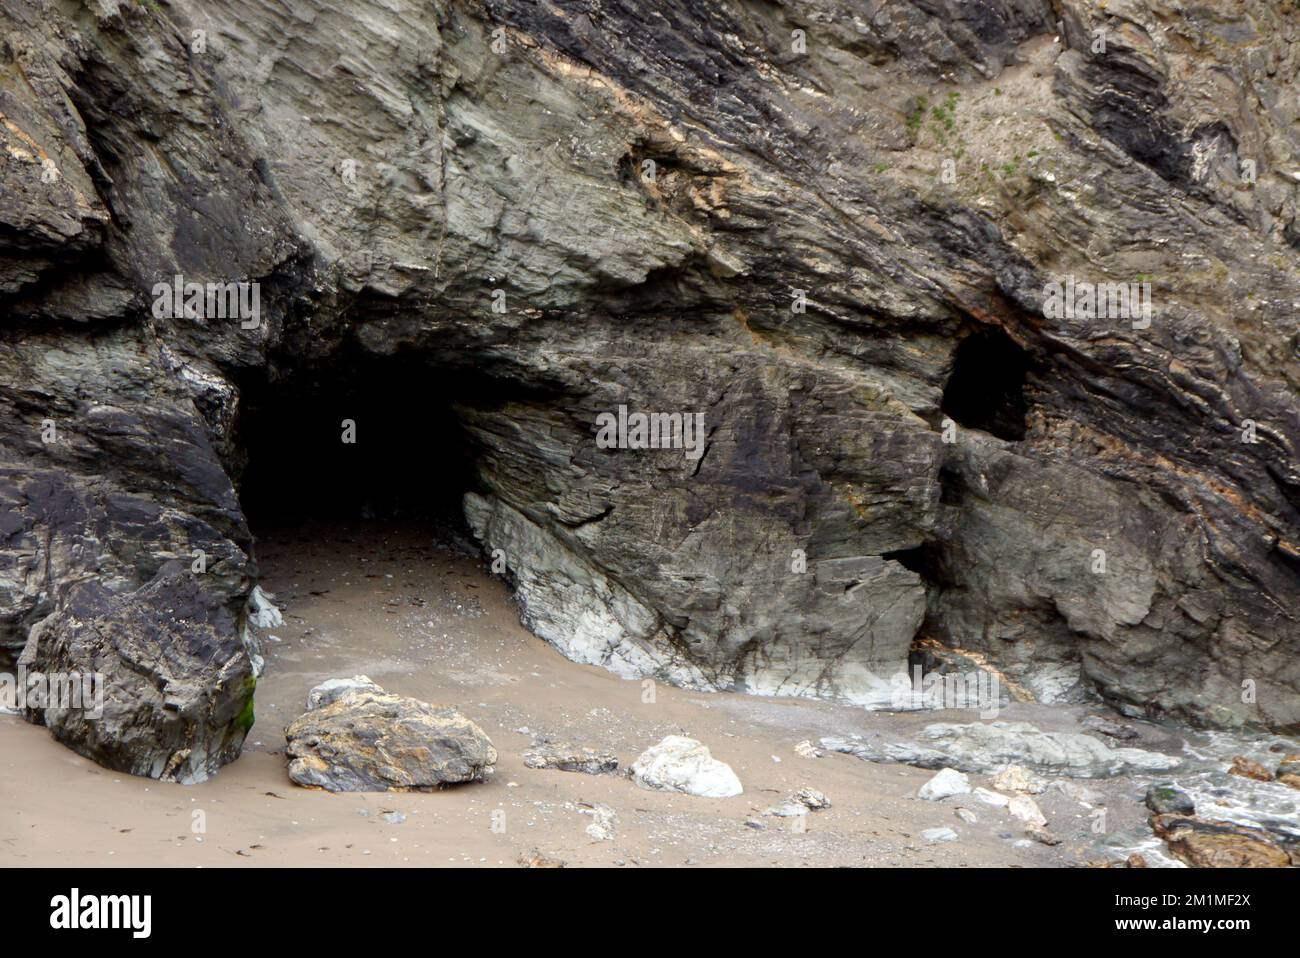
631;736;743;798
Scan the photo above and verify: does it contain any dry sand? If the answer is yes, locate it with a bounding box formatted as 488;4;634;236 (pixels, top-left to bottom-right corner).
1;521;1157;867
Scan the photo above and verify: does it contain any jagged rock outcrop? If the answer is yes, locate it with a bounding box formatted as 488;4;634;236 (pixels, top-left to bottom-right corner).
1;0;1297;778
19;561;255;783
1150;813;1297;868
822;720;1180;777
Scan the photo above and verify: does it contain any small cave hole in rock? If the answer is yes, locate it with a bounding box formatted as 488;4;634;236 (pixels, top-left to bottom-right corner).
882;542;957;683
235;352;483;540
940;327;1032;441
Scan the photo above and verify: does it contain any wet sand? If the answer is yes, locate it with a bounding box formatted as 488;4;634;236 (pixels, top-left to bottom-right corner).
1;521;1161;868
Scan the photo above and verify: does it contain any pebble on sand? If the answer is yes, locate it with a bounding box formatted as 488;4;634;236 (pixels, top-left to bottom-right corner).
921;827;959;843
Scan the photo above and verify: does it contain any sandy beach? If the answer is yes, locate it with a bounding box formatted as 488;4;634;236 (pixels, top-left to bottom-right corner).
2;521;1203;868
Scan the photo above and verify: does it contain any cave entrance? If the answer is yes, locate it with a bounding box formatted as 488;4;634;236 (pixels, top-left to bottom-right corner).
235;350;482;539
940;327;1032;441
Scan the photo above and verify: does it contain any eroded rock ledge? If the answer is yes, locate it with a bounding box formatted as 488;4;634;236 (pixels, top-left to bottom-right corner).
0;0;1296;779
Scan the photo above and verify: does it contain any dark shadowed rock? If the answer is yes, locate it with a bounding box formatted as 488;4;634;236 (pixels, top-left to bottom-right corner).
19;563;256;783
1081;715;1139;741
285;687;497;792
1144;783;1195;817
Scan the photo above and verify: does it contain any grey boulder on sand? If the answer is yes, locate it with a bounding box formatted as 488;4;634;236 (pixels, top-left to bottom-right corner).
285;683;496;792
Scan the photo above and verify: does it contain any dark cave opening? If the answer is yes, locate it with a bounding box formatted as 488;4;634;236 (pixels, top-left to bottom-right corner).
235;351;483;538
940;327;1032;441
883;541;957;679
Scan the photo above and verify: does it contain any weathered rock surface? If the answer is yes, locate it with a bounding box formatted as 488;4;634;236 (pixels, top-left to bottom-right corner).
306;675;384;711
824;721;1179;777
921;827;959;844
764;786;831;817
19;563;255;783
1051;780;1104;806
247;587;283;630
1229;755;1274;781
582;803;618;842
789;786;831;811
974;787;1010;808
631;735;743;798
1081;715;1138;741
918;768;971;801
285;686;497;792
992;764;1048;795
1150;814;1295;869
517;848;567;868
1007;794;1047;828
1023;824;1060;846
1145;783;1196;817
523;741;619;775
1277;752;1300;789
793;740;823;760
1;0;1297;777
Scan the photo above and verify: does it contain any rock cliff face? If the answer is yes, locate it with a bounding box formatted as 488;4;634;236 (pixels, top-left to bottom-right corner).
1;0;1296;779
